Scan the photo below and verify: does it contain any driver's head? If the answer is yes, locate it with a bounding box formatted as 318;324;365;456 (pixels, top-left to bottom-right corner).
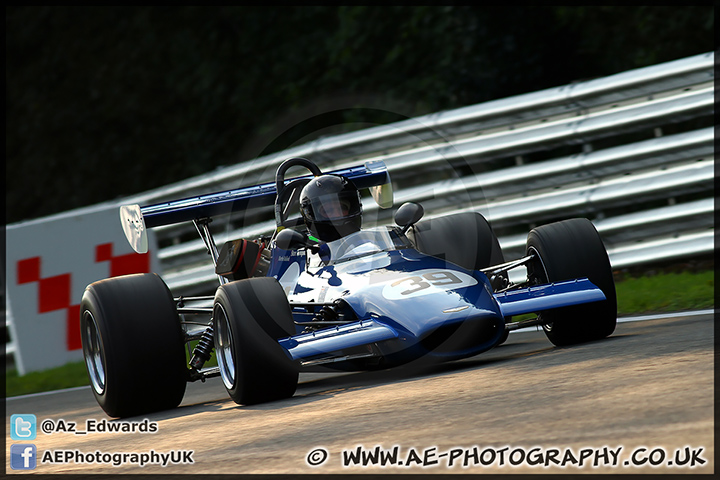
299;174;362;242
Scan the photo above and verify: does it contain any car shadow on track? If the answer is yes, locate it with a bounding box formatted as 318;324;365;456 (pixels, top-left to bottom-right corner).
151;331;633;419
287;332;635;406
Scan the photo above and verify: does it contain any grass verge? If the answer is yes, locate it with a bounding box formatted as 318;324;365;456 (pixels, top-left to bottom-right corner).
5;360;89;398
5;269;714;398
615;269;714;315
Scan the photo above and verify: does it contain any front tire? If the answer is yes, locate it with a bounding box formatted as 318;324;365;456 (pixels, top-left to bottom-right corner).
526;218;617;346
80;273;188;418
213;277;298;405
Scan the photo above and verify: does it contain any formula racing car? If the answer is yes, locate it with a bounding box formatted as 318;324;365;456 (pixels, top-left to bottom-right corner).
80;157;616;418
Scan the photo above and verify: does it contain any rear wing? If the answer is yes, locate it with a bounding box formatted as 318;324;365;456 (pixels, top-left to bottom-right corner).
120;160;393;253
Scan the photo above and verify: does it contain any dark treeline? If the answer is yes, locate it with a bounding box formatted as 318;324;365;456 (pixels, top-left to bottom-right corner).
6;6;715;223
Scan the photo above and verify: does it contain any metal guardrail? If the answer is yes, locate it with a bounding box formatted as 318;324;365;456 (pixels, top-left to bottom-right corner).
120;51;714;205
128;52;713;295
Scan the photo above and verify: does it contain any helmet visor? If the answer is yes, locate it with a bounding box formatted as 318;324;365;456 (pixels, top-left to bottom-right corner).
306;191;362;221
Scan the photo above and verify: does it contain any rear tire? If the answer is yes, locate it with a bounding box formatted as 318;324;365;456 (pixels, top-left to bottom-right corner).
213;277;298;405
526;218;617;346
80;273;188;418
412;212;505;270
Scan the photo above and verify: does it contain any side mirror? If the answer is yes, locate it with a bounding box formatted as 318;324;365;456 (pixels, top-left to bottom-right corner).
394;202;424;234
275;228;311;251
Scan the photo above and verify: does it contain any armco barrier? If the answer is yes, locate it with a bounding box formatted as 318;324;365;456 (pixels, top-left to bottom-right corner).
4;52;714;372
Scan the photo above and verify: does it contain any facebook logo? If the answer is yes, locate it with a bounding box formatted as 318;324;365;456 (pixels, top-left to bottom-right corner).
11;444;37;470
11;414;37;440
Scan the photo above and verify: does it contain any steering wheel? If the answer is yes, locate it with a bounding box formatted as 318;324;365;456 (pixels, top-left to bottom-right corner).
274;157;323;228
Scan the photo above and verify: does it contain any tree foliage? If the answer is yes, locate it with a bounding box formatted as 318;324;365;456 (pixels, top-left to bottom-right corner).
6;6;715;223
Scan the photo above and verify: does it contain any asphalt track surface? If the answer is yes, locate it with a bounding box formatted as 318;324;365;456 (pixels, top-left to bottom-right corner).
5;311;714;475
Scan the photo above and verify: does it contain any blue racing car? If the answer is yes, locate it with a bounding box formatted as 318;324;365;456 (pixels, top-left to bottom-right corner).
80;157;616;418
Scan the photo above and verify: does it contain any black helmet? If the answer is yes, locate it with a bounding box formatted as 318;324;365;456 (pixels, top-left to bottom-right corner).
299;175;362;242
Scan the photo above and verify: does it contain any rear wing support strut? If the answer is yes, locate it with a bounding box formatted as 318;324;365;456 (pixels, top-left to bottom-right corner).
192;217;228;286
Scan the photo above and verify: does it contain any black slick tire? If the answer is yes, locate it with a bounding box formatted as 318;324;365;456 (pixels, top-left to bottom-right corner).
412;212;505;270
80;273;188;418
213;277;298;405
526;218;617;346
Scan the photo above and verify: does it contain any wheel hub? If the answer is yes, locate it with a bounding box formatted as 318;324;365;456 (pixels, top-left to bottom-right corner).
213;304;236;390
82;311;106;395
